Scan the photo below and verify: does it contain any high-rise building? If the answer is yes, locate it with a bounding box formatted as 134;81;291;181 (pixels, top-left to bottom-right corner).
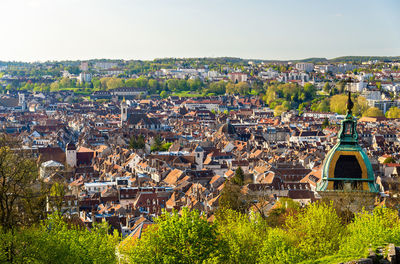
295;63;314;72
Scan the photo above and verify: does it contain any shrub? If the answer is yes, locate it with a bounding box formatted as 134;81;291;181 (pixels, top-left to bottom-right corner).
340;207;400;258
286;202;344;259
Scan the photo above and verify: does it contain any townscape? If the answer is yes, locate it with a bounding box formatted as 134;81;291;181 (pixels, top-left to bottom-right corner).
2;57;400;263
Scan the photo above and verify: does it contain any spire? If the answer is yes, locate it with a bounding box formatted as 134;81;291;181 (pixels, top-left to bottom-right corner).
122;96;126;103
346;91;354;115
338;91;358;143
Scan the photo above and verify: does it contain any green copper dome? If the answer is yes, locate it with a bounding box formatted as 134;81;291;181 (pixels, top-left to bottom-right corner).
317;92;379;193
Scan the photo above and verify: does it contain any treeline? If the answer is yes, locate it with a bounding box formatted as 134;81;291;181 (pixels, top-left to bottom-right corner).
2;203;400;264
119;203;400;264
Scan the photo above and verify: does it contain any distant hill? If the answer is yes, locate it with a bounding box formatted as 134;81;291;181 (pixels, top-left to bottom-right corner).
1;56;400;65
329;56;400;63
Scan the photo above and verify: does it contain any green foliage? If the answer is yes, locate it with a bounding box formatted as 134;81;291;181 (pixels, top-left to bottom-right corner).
322;118;330;128
160;90;168;98
129;134;145;149
215;209;267;264
263;82;316;111
0;136;46;232
226;82;250;95
329;94;348;114
274;104;289;116
311;98;330;112
231;166;244;186
386;107;400;118
330;94;369;116
340;207;400;258
217;181;247;215
323;82;330;93
0;213;119;263
150;136;171;152
207;81;227;95
286;202;344;259
259;228;303;264
362;107;384;117
383;156;395;164
150;136;163;152
123;208;223;264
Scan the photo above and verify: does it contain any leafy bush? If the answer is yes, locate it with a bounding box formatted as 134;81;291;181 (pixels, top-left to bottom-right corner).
215;209;267;263
259;228;303;264
123;208;223;264
340;207;400;258
0;213;119;264
286;202;344;259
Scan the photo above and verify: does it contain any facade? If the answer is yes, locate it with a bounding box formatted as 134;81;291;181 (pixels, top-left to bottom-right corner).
66;142;77;168
120;98;128;125
228;72;248;83
110;87;148;99
295;63;314;72
78;72;92;83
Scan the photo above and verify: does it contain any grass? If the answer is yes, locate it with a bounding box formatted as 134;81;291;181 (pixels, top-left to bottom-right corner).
171;90;205;97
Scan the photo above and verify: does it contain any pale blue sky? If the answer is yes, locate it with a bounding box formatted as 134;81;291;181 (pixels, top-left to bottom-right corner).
0;0;399;62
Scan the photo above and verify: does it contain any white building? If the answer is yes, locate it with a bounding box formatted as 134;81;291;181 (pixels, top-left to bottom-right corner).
80;62;89;71
295;63;314;72
78;72;92;83
228;72;248;83
94;62;118;70
84;182;117;194
258;68;279;79
39;160;64;179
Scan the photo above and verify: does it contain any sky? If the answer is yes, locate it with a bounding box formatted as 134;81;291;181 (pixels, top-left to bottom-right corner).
0;0;399;62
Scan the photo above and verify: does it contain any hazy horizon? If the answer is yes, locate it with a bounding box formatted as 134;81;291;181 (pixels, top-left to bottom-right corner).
2;55;400;64
1;0;399;62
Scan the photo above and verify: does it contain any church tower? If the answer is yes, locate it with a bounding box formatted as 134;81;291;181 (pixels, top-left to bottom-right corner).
194;145;204;170
121;97;128;126
66;142;77;168
317;92;379;208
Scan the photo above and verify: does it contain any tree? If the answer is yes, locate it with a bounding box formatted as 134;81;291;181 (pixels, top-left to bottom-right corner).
311;98;330;112
323;82;330;93
150;136;164;152
236;82;250;95
259;228;302;264
106;78;124;90
383;156;395;164
362;107;384;117
4;213;119;264
354;96;369;116
322;118;330;128
216;209;267;263
0;135;46;232
286;202;344;259
129;135;145;150
218;181;247;215
265;198;300;228
340;207;400;258
160;90;167;98
231;166;244;186
274;104;288;117
330;94;348;114
122;208;223;263
386;107;400;118
336;80;346;93
376;82;382;91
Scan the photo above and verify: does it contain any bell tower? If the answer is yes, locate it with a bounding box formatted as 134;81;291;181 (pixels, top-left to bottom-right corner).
317;92;379;209
121;97;128;126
